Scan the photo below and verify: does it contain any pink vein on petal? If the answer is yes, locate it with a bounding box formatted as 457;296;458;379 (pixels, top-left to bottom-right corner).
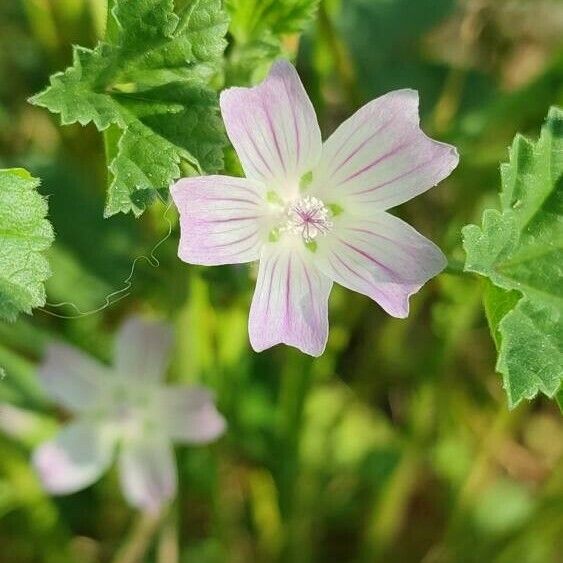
352;158;436;196
285;254;292;323
264;256;280;317
241;121;276;177
283;74;301;171
264;102;287;175
345;227;419;260
206;216;259;224
332;117;395;173
338;140;413;186
339;239;400;282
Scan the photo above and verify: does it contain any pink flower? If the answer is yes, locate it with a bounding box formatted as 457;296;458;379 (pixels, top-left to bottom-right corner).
172;61;458;357
32;316;225;512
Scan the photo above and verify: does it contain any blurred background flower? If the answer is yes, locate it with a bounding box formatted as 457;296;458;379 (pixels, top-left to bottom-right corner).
33;316;225;512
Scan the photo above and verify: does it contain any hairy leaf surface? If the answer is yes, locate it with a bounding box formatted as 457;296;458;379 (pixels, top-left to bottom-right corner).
463;107;563;408
0;169;54;321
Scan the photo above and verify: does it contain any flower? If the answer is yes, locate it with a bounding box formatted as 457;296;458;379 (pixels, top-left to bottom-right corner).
32;316;226;512
172;61;459;357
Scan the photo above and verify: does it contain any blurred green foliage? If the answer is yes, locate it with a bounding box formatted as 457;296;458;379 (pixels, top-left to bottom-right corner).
0;0;562;562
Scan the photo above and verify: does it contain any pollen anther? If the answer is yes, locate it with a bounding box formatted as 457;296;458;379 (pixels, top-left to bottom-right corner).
284;196;333;242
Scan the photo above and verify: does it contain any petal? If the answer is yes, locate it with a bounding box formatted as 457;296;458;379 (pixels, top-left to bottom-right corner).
311;90;458;211
118;436;177;512
171;175;270;266
38;344;111;413
316;212;446;318
157;386;226;444
33;420;115;494
115;316;173;383
220;60;322;198
249;240;332;356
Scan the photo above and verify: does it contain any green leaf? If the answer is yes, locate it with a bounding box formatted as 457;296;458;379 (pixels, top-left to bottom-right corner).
228;0;319;38
482;282;520;351
0;169;54;322
226;0;320;84
30;0;229;217
462;107;563;408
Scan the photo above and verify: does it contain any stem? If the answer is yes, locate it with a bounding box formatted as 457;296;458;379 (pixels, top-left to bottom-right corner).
87;0;108;39
276;351;313;561
430;69;466;135
157;509;179;563
22;0;59;53
421;406;523;563
317;1;362;109
360;446;420;562
359;263;483;561
112;511;163;563
443;258;466;277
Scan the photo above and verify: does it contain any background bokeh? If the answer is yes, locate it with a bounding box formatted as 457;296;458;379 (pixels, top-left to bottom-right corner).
1;0;562;561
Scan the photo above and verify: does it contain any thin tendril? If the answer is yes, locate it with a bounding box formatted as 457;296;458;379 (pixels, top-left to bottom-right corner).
39;194;174;320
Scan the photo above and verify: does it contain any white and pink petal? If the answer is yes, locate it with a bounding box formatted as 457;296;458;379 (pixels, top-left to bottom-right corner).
115;316;173;383
310;89;458;211
33;420;115;494
316;212;446;318
118;435;177;513
172;176;270;266
220;60;322;199
38;344;112;413
157;386;226;444
249;240;332;356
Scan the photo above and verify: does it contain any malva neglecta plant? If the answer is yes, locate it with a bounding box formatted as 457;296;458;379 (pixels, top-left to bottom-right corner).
0;0;562;560
3;0;562;427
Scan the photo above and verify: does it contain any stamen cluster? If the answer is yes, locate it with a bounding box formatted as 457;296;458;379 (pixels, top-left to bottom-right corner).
284;196;333;242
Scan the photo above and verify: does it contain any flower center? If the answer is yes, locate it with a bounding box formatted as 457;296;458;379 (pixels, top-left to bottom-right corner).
104;382;157;440
284;196;333;243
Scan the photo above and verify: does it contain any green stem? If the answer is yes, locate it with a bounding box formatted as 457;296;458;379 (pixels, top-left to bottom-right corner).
22;0;59;53
421;405;523;563
429;69;467;135
87;0;108;39
361;446;420;562
276;351;313;562
112;510;163;563
317;1;362;109
443;258;466;277
157;508;179;563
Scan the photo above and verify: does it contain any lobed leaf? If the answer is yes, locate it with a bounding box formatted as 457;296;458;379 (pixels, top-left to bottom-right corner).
30;0;229;217
463;107;563;408
0;169;54;322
